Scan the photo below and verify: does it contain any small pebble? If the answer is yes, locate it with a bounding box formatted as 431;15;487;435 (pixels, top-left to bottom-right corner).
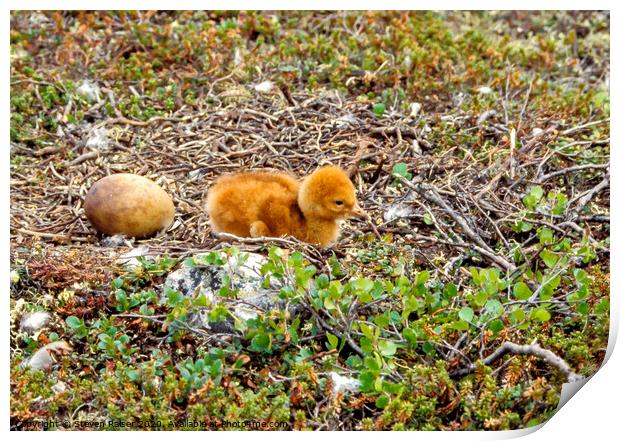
254;81;275;93
410;102;422;117
23;341;72;371
77;80;101;102
20;311;51;334
52;381;67;395
330;372;360;394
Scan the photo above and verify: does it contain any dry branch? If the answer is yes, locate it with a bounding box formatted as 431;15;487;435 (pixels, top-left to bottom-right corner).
451;341;584;383
568;173;610;220
536;162;609;183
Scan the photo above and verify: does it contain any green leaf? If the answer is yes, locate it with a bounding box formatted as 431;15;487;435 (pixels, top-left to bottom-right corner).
537;227;554;245
509;308;525;324
288;250;304;267
530;185;544;200
360;323;375;341
112;277;124;289
249;333;272;352
373;103;386;117
316;273;329;289
549;191;568;215
375;394;390;409
355;277;374;293
540;249;559;268
415;270;429;286
65;316;82;329
573;268;590;285
473;291;488;307
422;341;434;355
358;371;376;393
323;296;336;311
513;282;533;300
458;307;474;323
373;314;389;328
488;319;504;334
444;283;457;298
594;298;609;314
576;302;589;315
450;320;469;331
120;368;137;382
522;195;537;209
378;340;397;357
392;162;411;180
164;287;183;307
403;328;417;346
326;333;339;349
423;212;434;225
532;308;551;322
484;299;503;316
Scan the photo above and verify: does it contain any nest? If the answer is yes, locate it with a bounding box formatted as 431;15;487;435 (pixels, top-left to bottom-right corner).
10;85;610;279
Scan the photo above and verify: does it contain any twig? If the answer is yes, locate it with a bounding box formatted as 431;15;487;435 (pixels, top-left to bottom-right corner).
536;162;609;183
561;118;610;136
451;341;584;383
568;173;610;220
66;151;98;167
13;228;91;242
396;176;516;272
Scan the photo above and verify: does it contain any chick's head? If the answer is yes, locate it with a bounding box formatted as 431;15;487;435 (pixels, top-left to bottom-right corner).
298;166;368;220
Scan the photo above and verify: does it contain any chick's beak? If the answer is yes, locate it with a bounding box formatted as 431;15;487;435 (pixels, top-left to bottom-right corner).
350;203;369;220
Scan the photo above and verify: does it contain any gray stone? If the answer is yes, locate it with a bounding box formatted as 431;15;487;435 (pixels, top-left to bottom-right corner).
22;341;72;371
163;252;287;331
116;246;152;268
330;372;360;394
20;311;51;334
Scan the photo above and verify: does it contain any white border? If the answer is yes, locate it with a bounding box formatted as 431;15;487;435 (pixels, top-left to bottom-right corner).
4;3;617;439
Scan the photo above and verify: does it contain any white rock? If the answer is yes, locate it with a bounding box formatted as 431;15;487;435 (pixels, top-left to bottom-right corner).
476;110;497;125
29;13;49;25
334;114;359;129
116;246;152;268
233;47;243;66
188;168;207;181
85;127;109;150
164;265;218;304
101;234;128;247
384;203;413;222
478;86;493;95
532;127;544;136
23;341;72;371
254;81;275;93
403;55;412;71
13;299;26;313
330;372;360;394
411;139;422;155
233;307;259;321
164;252;286;332
20;311;51;334
52;381;67;395
77;80;101;103
409;102;422;118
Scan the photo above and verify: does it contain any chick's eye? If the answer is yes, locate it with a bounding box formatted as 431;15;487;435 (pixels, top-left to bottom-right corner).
334;200;344;206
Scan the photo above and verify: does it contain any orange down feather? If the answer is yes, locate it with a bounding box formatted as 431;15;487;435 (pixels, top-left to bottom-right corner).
205;166;368;247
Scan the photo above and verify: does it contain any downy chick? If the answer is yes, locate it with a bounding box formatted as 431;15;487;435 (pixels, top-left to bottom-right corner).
206;166;367;247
